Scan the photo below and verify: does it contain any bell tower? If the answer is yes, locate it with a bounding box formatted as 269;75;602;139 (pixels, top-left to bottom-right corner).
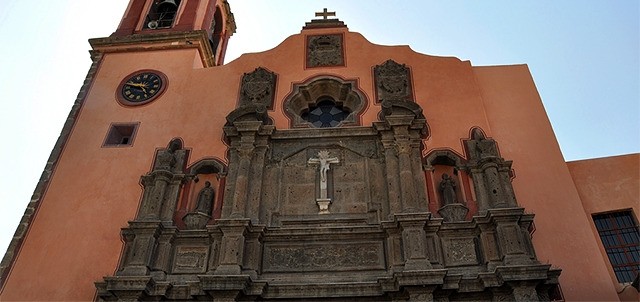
109;0;235;66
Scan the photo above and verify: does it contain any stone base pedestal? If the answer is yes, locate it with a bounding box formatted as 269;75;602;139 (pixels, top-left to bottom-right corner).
438;203;469;222
316;198;332;214
183;212;211;229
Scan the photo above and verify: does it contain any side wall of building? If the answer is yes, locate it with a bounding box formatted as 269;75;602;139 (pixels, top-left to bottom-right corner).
568;153;640;301
473;65;620;300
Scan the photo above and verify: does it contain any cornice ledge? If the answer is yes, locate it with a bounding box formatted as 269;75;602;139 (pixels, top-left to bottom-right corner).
89;30;215;67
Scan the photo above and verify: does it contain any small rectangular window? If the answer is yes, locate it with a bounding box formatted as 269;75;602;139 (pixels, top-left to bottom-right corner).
592;210;640;283
103;123;139;147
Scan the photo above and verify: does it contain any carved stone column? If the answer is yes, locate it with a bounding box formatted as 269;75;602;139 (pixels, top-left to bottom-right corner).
159;175;188;223
396;139;419;211
375;112;428;215
225;120;262;218
465;130;518;212
246;128;273;221
139;171;172;220
230;145;254;218
380;133;402;216
137;139;188;222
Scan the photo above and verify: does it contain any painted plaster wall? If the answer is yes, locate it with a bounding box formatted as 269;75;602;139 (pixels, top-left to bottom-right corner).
1;24;625;300
567;153;640;300
473;65;620;300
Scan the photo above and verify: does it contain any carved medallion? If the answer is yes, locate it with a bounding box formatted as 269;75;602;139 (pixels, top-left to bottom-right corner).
239;67;277;108
306;34;345;68
374;59;413;103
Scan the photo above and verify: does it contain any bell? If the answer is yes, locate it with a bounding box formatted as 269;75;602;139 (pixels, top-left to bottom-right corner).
157;0;178;12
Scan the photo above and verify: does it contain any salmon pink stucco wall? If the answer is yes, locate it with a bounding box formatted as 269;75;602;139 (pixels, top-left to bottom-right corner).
567;153;640;301
473;65;620;300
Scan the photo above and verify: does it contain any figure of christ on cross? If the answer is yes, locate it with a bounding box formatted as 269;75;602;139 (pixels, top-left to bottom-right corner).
308;150;340;214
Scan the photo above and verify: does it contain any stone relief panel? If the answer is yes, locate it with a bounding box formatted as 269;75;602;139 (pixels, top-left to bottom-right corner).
306;34;344;68
257;129;387;223
441;238;479;267
374;59;413;103
238;67;277;109
172;246;209;274
263;241;385;272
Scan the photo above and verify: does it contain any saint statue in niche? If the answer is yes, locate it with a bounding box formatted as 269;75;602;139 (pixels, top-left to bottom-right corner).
194;181;215;216
439;173;458;206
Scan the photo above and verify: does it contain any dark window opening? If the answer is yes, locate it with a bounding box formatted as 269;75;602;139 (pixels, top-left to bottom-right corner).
145;0;182;29
210;8;224;52
301;98;351;128
104;123;139;147
593;210;640;283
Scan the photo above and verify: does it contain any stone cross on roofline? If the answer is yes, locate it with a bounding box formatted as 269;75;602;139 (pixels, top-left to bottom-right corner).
315;8;336;20
304;8;346;29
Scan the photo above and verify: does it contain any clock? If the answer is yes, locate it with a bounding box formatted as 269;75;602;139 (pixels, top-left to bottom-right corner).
117;70;167;105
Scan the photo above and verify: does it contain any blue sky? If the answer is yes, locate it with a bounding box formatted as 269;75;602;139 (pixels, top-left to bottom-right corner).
0;1;638;254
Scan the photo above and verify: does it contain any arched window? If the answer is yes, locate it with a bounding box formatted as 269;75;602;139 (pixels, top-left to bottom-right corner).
301;98;351;128
283;76;367;128
145;0;182;29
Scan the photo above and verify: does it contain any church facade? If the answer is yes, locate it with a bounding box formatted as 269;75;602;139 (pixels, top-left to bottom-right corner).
1;1;638;301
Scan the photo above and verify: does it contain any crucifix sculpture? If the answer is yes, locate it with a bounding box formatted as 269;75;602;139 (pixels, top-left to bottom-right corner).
315;8;336;20
308;150;339;214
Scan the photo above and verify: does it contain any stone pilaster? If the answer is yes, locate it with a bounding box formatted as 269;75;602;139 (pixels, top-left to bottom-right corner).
117;222;162;276
246;128;273;222
214;219;251;275
394;213;433;271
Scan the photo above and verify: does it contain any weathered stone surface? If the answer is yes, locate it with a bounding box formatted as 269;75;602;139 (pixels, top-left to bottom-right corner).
307;34;344;67
263;242;385;272
238;67;277;108
173;246;209;274
374;59;413;103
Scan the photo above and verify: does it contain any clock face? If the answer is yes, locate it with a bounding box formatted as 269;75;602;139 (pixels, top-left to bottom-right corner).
118;71;166;105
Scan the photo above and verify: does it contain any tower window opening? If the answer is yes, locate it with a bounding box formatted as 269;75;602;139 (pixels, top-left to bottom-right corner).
301;98;350;128
210;8;224;52
103;123;139;147
145;0;182;29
